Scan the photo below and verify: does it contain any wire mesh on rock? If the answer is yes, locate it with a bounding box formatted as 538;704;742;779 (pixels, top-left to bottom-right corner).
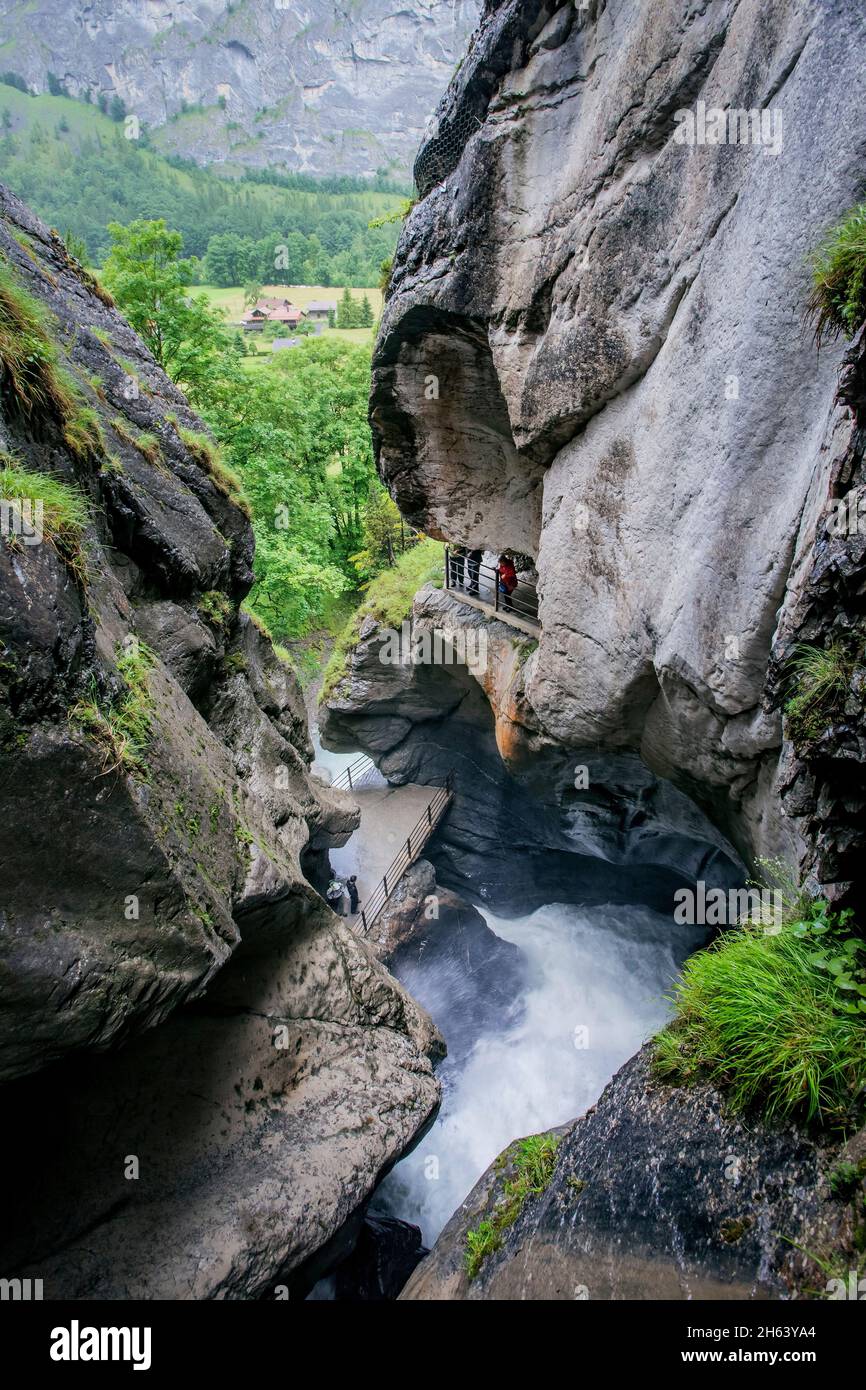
414;107;483;199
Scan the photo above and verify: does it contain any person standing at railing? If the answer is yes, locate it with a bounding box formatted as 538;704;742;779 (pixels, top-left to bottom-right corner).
467;548;482;595
347;875;360;915
498;554;517;611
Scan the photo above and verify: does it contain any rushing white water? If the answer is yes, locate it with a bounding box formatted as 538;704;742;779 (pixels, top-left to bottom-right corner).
376;900;706;1246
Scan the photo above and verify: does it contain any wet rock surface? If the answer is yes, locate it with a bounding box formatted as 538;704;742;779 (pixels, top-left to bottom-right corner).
768;328;866;916
333;1216;429;1301
401;1046;857;1301
372;0;866;887
0;183;441;1295
320;587;745;916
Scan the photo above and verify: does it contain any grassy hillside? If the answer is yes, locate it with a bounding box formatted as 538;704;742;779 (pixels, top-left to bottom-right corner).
0;84;405;279
200;283;384;321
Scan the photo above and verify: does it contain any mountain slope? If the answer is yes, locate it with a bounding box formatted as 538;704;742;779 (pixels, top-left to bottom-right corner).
0;83;406;269
0;0;481;178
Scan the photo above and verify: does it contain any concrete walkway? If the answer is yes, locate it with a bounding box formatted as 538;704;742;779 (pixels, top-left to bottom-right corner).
328;781;439;924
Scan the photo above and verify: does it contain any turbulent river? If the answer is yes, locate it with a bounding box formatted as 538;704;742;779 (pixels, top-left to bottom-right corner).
375;900;706;1246
309;721;707;1252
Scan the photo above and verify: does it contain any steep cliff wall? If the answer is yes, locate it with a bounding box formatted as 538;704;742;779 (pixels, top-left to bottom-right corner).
0;182;440;1297
370;0;866;890
0;0;480;178
321;583;746;914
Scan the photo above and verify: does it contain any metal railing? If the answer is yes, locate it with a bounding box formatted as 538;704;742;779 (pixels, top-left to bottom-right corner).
330;754;379;792
358;778;453;935
443;548;540;627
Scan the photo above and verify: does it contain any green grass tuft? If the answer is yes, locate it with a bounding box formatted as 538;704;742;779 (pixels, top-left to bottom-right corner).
319;537;444;702
0;451;88;578
62;400;105;461
70;640;156;776
653;901;866;1126
785;640;858;746
0;259;78;422
178;426;250;515
464;1133;560;1281
111;417;164;469
806;201;866;348
198;589;233;631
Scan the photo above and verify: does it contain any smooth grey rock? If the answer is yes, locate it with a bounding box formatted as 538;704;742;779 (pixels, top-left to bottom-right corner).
371;0;866;885
135;598;217;698
400;1045;856;1301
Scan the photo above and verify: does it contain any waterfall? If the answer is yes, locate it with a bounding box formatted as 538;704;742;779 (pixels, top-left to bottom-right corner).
375;900;707;1244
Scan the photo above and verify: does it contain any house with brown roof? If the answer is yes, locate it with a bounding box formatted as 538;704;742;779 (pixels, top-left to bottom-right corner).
241;297;307;331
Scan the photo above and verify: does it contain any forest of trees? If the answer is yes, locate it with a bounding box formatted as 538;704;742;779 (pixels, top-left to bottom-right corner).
0;78;415;641
101;219;410;641
0;81;405;285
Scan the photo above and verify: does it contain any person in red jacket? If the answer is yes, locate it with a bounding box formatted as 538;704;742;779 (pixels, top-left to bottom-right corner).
498;554;518;610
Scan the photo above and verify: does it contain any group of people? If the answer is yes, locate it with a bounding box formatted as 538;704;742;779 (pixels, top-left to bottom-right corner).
449;547;519;610
325;874;360;918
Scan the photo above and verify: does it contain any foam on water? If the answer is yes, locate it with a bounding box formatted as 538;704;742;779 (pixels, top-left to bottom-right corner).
376;900;706;1245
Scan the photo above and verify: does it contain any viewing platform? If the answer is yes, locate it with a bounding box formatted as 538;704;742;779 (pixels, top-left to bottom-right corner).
320;755;453;935
443;548;540;636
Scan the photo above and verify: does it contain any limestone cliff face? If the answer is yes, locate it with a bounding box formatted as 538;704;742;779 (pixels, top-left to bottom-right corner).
320;583;746;917
370;0;866;891
0;183;440;1297
0;0;480;178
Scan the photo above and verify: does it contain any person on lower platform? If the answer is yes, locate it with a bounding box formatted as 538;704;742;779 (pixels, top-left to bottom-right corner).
498;554;517;611
347;875;360;915
325;877;346;916
467;548;482;595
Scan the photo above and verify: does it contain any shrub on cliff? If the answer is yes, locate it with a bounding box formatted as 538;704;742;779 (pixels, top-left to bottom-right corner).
654;901;866;1126
0;258;108;470
806;201;866;347
319;537;444;701
0;452;88;579
785;640;859;746
70;641;156;777
0;259;78;421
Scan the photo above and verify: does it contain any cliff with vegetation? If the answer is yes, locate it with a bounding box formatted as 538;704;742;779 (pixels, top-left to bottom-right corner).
0;181;441;1297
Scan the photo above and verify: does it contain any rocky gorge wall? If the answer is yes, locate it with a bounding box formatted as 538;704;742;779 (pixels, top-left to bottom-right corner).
321;584;746;915
314;0;866;1300
0;182;441;1297
370;0;866;895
